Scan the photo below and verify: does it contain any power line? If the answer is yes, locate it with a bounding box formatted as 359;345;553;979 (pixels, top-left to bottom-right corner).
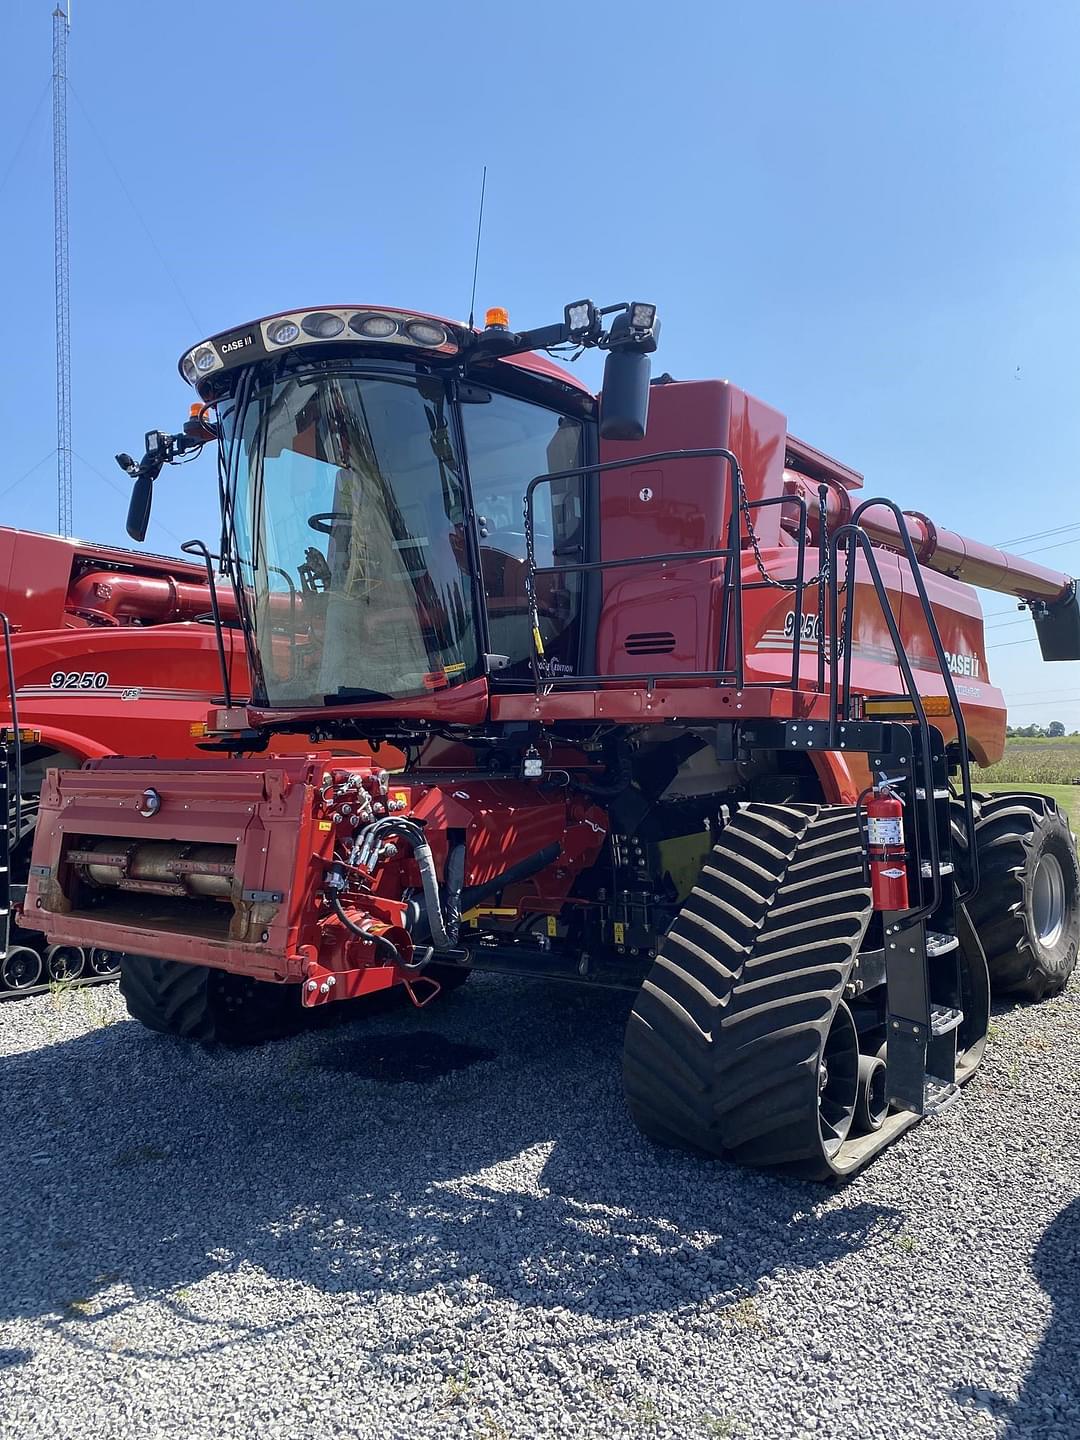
71;448;185;548
1013;536;1080;560
1005;695;1080;708
994;520;1080;548
0;77;51;203
67;81;203;334
987;637;1037;650
0;449;57;505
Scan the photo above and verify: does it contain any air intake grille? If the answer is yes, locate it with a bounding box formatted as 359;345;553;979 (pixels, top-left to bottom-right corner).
623;631;677;656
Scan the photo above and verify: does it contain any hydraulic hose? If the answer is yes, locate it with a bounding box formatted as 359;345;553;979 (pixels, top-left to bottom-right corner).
572;740;633;799
350;821;560;953
442;843;465;945
350;818;455;950
331;894;399;961
458;843;561;912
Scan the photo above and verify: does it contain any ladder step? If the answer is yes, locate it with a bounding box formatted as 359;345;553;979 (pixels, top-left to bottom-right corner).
923;1076;962;1115
915;787;951;800
930;1004;964;1036
926;931;959;957
920;860;955;878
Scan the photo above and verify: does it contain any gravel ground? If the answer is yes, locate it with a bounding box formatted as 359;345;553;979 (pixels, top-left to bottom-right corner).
0;971;1076;1440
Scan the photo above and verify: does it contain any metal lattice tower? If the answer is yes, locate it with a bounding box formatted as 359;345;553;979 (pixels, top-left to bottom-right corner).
52;2;72;538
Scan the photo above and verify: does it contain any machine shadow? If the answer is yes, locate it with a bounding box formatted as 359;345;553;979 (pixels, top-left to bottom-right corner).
0;978;899;1355
999;1196;1080;1438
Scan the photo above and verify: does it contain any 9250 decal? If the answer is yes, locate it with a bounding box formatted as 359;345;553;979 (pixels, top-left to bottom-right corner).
50;671;110;690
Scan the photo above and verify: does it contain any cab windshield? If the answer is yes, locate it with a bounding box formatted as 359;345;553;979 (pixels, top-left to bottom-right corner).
225;366;479;707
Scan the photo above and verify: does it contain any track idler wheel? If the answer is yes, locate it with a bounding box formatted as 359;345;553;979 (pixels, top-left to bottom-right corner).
88;947;122;978
819;1002;859;1155
1;946;43;992
855;1052;889;1134
45;945;85;982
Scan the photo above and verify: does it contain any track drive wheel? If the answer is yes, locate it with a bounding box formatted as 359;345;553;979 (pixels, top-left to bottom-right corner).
623;803;885;1180
966;792;1080;1000
119;955;305;1044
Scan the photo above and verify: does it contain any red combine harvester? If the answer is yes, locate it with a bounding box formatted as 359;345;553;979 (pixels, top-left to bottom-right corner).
20;298;1080;1177
0;526;370;995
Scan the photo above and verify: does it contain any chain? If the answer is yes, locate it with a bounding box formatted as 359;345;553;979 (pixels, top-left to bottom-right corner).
737;468;798;592
522;494;552;688
736;468;849;658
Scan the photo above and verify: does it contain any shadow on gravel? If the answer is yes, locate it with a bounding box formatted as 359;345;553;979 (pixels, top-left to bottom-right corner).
998;1196;1080;1439
0;978;900;1356
318;1031;498;1083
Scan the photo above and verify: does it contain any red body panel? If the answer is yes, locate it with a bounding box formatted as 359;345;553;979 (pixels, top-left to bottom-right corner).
0;525;374;766
21;758;607;989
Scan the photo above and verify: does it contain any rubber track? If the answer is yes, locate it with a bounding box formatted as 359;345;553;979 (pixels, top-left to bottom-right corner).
964;792;1079;1000
624;804;874;1178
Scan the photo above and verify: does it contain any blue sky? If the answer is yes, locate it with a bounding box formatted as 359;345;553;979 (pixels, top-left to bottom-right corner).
3;0;1080;725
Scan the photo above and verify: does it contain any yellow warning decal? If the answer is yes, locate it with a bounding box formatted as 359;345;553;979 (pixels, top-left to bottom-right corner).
393;791;408;807
443;661;466;675
546;915;558;937
613;921;625;945
318;820;333;832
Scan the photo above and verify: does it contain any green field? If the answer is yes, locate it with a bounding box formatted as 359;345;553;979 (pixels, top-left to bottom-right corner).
977;735;1080;828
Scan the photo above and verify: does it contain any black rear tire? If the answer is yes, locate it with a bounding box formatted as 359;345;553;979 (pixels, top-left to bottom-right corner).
119;955;305;1044
966;793;1080;1000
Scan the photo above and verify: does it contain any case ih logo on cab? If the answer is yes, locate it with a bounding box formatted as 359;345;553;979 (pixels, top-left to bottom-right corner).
220;334;255;355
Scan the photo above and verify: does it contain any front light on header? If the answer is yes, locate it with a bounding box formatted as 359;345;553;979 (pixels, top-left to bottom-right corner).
628;302;657;331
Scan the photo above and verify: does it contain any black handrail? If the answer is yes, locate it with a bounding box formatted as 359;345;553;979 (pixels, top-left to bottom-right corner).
0;612;22;850
827;507;979;919
181;539;233;709
523;450;813;695
0;610;21;959
846;498;978;907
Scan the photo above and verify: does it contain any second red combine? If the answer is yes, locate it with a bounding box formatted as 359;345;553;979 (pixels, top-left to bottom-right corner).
21;296;1080;1178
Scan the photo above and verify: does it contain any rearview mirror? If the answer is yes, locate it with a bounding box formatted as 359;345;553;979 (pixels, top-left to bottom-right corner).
126;472;153;542
600;349;651;442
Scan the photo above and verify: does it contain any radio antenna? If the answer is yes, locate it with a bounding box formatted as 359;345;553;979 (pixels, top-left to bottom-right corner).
466;165;487;331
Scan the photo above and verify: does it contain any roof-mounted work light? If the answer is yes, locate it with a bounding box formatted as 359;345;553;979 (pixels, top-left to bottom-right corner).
564;299;600;342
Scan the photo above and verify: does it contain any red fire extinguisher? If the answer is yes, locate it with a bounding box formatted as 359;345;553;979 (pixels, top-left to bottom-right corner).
866;783;910;911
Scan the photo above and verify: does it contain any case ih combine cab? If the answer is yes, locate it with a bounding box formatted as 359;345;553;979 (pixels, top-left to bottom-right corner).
19;297;1080;1177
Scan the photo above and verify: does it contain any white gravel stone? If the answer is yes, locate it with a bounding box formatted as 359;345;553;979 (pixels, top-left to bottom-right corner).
0;973;1076;1439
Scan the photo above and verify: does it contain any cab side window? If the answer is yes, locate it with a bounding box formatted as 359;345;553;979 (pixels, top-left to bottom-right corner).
461;395;584;678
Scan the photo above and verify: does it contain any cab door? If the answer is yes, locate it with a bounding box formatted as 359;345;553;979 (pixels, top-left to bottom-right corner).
460;392;586;681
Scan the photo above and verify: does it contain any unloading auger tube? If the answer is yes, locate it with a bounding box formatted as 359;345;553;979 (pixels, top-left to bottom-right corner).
17;290;1080;1179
